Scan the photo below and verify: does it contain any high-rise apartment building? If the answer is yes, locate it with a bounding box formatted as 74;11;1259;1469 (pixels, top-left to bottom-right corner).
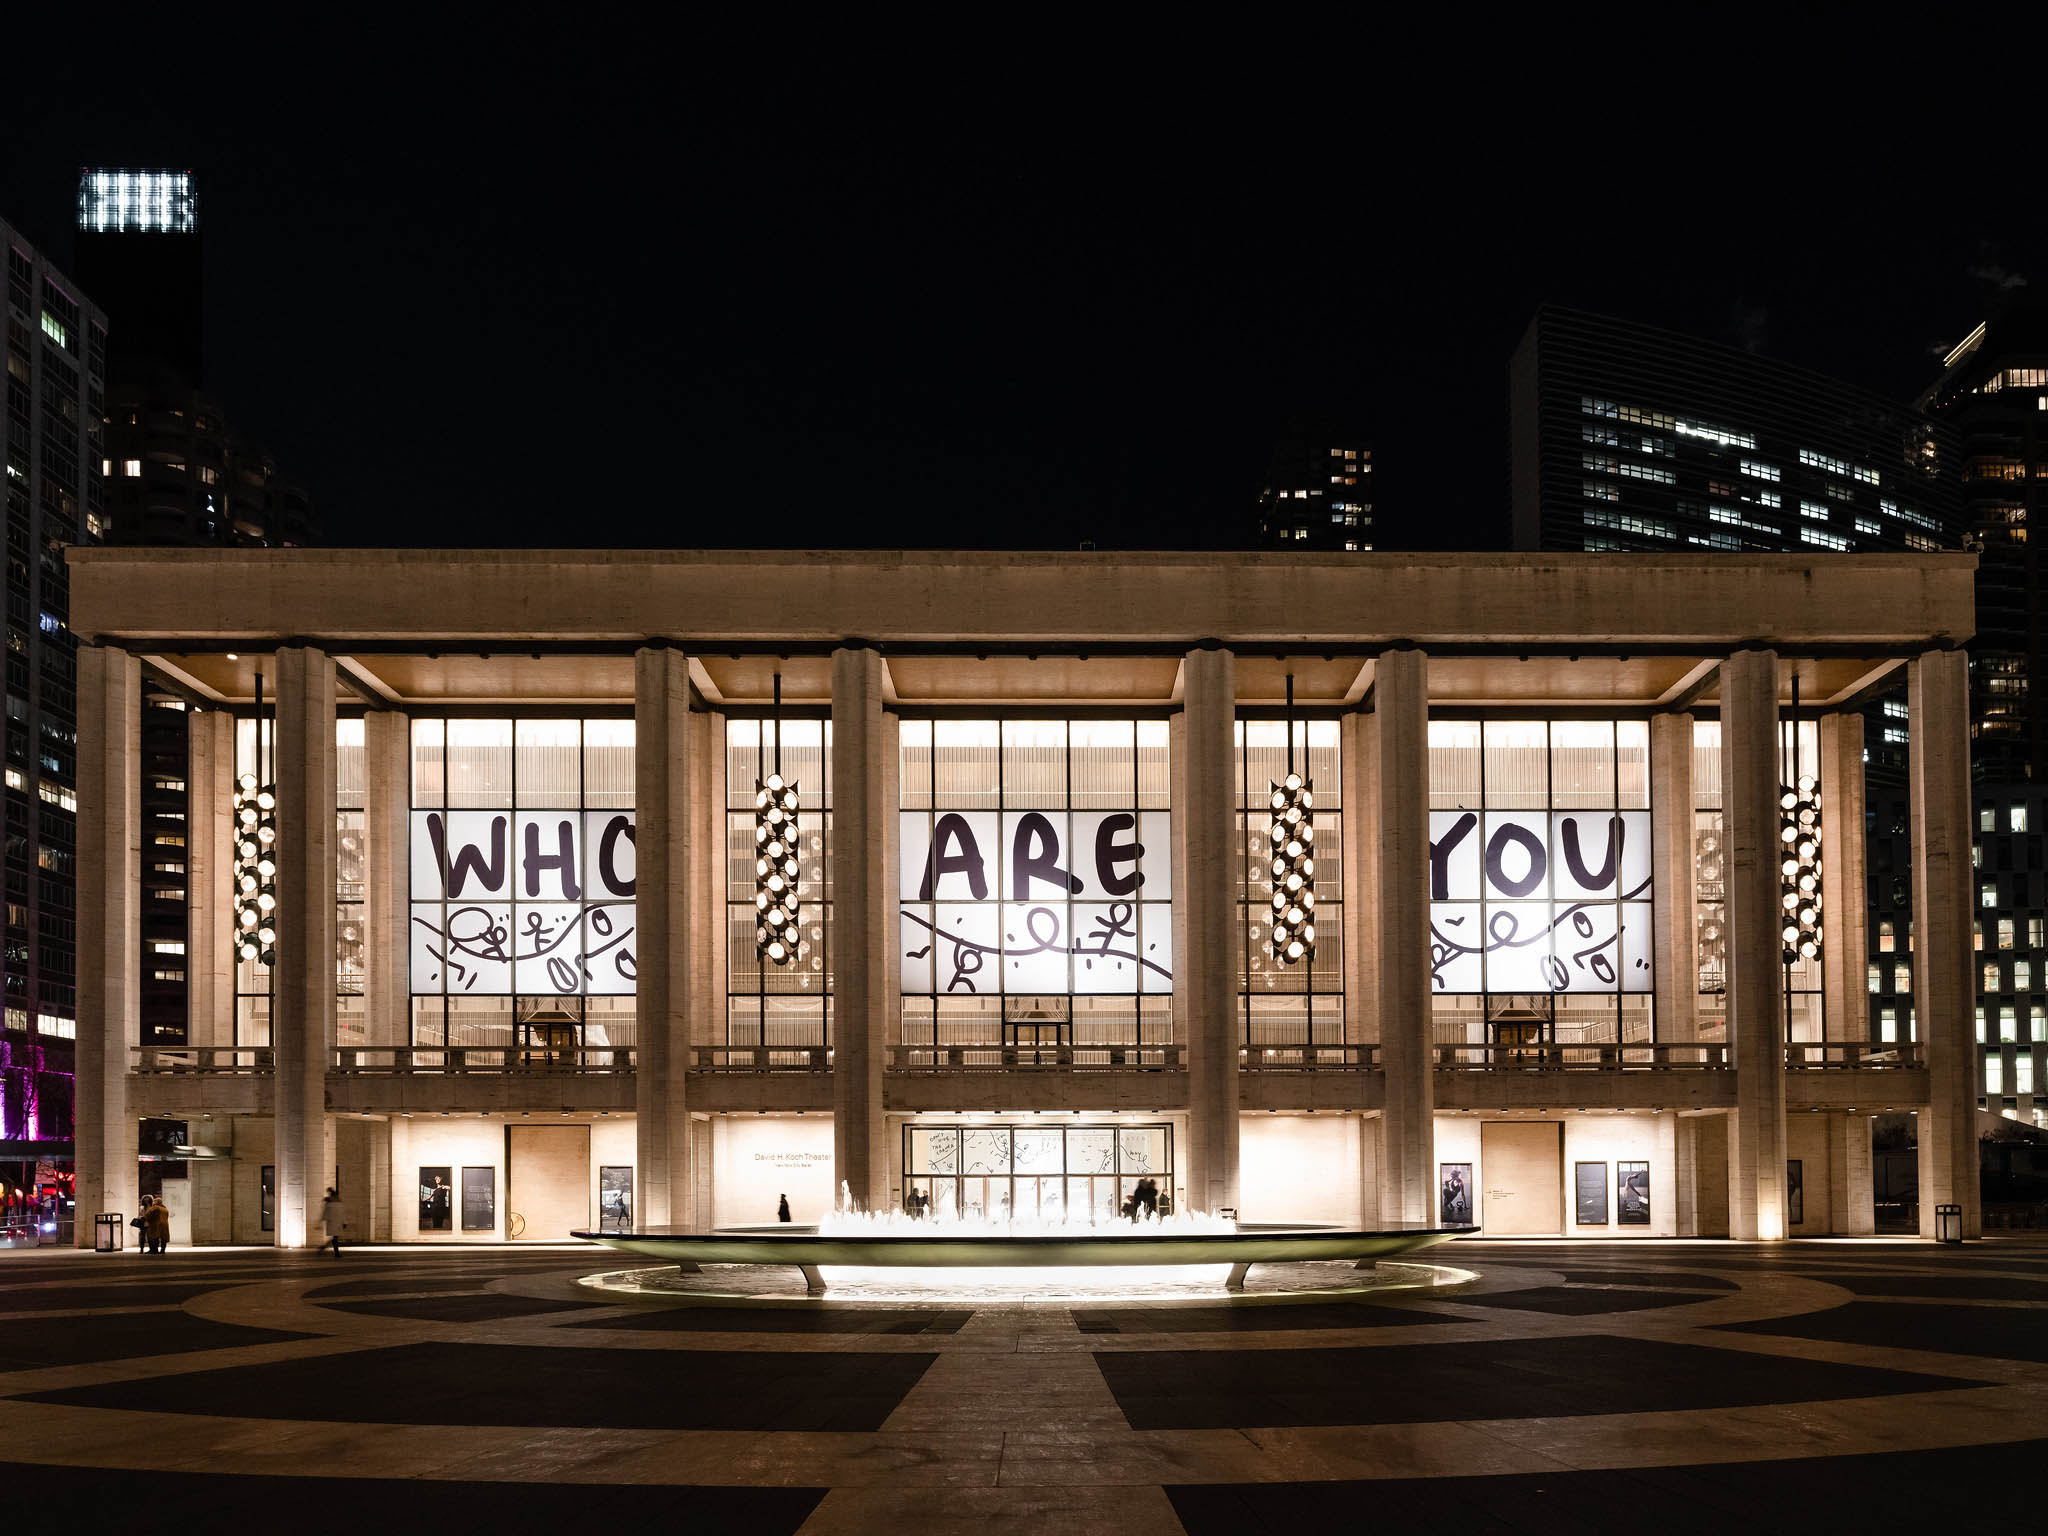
3;216;106;1177
1255;430;1372;550
74;170;202;387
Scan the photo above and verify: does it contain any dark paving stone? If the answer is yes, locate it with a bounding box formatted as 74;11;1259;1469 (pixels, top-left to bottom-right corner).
1094;1333;1978;1430
1167;1438;2048;1534
315;1293;610;1323
1551;1269;1738;1290
0;1461;823;1536
0;1281;232;1311
1780;1271;2047;1301
1714;1300;2048;1362
1447;1286;1699;1315
307;1275;519;1299
566;1305;971;1336
0;1310;314;1370
28;1340;936;1431
1072;1301;1439;1335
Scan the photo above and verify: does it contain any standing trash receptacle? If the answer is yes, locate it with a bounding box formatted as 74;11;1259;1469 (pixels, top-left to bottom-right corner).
94;1212;126;1252
1935;1203;1964;1245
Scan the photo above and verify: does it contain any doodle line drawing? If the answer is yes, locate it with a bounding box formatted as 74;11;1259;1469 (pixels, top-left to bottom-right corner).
901;901;1171;994
1428;875;1651;994
411;903;635;992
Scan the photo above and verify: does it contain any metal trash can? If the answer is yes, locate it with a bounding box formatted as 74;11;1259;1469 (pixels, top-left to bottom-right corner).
94;1212;126;1252
1935;1202;1964;1246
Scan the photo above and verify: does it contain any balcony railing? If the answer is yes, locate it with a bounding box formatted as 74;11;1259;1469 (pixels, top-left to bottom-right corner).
1434;1042;1728;1071
887;1044;1183;1072
1783;1040;1923;1069
332;1046;634;1074
134;1046;273;1074
692;1046;832;1073
1239;1045;1380;1070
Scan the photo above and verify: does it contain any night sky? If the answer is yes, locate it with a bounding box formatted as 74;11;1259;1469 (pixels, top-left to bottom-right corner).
2;33;2037;553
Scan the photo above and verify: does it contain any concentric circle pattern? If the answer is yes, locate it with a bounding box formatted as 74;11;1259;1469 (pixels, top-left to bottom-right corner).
3;1236;2045;1532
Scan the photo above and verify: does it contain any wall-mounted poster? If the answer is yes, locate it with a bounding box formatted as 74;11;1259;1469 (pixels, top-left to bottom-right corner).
600;1166;633;1233
259;1165;274;1232
1617;1161;1650;1226
1787;1159;1804;1226
1575;1161;1609;1226
1440;1163;1474;1225
460;1167;496;1233
418;1167;453;1231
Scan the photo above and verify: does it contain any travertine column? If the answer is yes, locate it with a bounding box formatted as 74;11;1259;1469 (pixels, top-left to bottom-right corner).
74;645;141;1245
1675;1115;1701;1236
1818;712;1869;1047
1910;648;1979;1239
362;710;410;1050
1341;710;1376;1048
185;706;234;1049
1722;649;1788;1241
1372;647;1433;1226
1835;1111;1875;1235
1180;645;1237;1216
635;647;694;1227
831;647;891;1209
272;646;338;1248
689;709;724;1059
1650;712;1698;1042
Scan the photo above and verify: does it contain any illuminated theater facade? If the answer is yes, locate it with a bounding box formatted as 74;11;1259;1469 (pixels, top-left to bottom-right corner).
66;548;1982;1245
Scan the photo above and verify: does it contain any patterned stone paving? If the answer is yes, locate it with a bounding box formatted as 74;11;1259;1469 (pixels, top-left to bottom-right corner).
2;1236;2045;1531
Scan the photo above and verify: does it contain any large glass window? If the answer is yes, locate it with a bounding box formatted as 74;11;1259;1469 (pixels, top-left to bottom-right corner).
726;718;832;1057
1428;719;1654;1051
408;718;636;1054
902;1120;1172;1222
898;720;1171;1058
1237;719;1344;1055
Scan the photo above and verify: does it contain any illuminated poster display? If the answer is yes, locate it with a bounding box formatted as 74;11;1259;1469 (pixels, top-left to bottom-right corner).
409;810;637;994
1427;809;1652;994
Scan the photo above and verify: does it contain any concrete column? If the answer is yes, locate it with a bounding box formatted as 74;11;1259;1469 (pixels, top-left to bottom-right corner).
1357;1114;1383;1227
689;709;724;1056
1910;648;1979;1239
1819;712;1869;1044
1180;645;1237;1216
634;647;693;1227
1675;1115;1700;1236
1371;647;1433;1226
362;711;410;1050
1834;1111;1875;1236
74;645;141;1245
272;646;338;1248
831;647;892;1210
1722;649;1788;1241
1341;710;1376;1046
1651;713;1698;1042
185;706;234;1049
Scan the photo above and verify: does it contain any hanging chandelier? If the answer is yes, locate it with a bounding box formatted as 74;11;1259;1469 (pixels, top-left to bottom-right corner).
1779;676;1821;965
233;771;277;965
755;673;800;966
1269;673;1315;965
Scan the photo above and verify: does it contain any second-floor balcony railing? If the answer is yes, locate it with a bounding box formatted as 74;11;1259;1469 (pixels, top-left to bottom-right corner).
332;1046;634;1074
1784;1040;1923;1069
887;1044;1183;1072
1239;1045;1379;1070
135;1046;274;1074
1435;1042;1729;1071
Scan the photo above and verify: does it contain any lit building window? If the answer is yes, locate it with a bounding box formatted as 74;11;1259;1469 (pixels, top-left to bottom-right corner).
1983;882;1999;908
2018;1052;2035;1094
1986;1055;2003;1094
77;168;197;233
122;459;141;477
39;312;66;348
2014;803;2029;833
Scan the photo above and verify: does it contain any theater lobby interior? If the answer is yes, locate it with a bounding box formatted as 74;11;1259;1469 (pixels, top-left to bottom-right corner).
0;1236;2044;1531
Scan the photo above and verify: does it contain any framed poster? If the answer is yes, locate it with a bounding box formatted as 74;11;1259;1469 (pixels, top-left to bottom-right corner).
259;1165;274;1232
460;1166;496;1233
1574;1161;1609;1226
418;1166;453;1232
599;1166;633;1233
1787;1159;1804;1226
1617;1160;1650;1226
1439;1162;1474;1225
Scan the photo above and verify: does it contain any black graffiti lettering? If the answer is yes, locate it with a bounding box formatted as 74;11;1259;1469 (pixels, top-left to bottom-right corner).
1010;811;1082;898
1484;821;1547;898
919;812;989;901
427;812;506;898
523;818;582;900
1093;813;1144;896
1560;814;1622;894
1429;812;1477;901
596;815;636;897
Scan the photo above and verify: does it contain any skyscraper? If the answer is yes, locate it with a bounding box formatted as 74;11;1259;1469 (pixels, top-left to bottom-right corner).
3;216;105;1180
73;169;202;387
1254;428;1372;550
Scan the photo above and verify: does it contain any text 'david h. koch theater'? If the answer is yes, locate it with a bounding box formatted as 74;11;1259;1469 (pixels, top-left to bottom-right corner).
65;548;1981;1244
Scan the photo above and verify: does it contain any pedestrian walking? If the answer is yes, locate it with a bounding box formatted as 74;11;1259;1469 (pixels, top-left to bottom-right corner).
144;1195;171;1256
320;1186;346;1258
777;1193;792;1223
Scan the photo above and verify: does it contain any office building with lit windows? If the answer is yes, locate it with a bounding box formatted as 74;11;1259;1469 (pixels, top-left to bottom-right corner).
2;216;107;1196
1255;430;1372;550
64;545;1984;1247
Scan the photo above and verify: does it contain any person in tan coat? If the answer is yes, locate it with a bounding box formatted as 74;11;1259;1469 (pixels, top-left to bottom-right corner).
143;1196;171;1256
